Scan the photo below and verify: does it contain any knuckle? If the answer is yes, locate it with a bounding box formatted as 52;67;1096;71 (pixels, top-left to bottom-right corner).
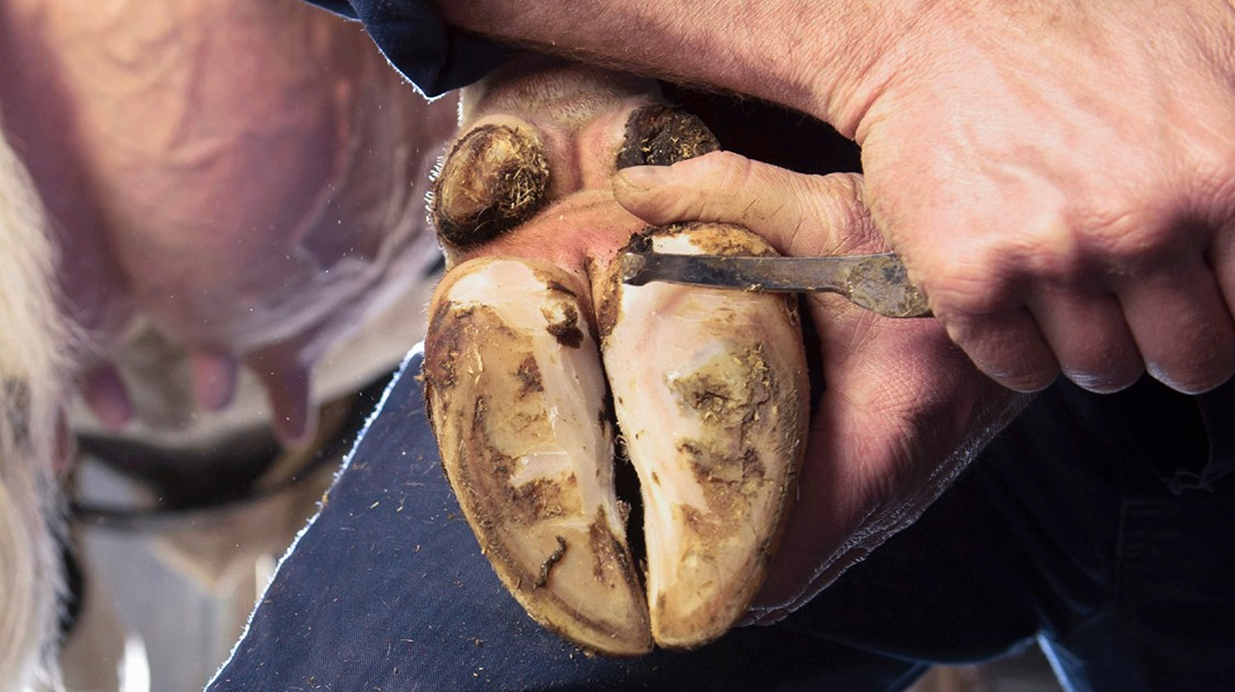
1190;167;1235;222
943;315;1058;392
1090;215;1180;269
1178;123;1235;224
918;246;1018;318
815;170;865;207
663;151;755;217
809;173;878;251
674;149;749;187
1014;224;1088;284
1076;191;1210;275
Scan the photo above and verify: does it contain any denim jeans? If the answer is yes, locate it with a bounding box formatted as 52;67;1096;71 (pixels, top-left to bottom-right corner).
206;348;1235;691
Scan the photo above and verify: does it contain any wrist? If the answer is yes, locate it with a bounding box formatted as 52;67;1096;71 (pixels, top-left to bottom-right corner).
811;0;963;140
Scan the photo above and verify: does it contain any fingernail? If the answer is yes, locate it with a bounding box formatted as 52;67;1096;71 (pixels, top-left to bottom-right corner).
615;165;672;190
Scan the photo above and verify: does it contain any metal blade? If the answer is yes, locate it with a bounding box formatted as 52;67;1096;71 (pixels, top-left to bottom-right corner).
620;251;931;318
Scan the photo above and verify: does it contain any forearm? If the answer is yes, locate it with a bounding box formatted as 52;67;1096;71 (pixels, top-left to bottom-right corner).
435;0;927;135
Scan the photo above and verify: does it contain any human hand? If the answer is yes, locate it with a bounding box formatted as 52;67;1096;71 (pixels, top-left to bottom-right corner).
832;1;1235;394
438;0;1235;394
614;151;1028;621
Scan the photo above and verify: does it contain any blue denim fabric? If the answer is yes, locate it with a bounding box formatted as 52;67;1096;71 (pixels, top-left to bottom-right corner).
205;348;922;691
304;0;509;97
207;345;1235;691
788;376;1235;691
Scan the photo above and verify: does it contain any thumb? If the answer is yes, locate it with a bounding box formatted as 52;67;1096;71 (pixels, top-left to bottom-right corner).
613;150;880;256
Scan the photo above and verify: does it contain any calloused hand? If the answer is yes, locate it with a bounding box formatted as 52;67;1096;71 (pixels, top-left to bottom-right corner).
840;1;1235;395
614;151;1029;621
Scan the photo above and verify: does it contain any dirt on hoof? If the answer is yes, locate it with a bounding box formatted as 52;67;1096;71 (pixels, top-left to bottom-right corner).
431;123;551;247
616;105;720;168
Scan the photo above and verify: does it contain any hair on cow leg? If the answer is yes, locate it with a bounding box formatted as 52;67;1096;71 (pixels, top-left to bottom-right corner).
0;113;75;692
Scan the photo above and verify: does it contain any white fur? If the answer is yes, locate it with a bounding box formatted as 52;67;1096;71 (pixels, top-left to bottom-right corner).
0;116;73;692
